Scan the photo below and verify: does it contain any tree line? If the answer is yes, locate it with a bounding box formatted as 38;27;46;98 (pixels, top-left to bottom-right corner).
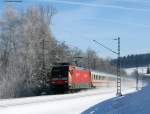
111;53;150;68
0;5;125;98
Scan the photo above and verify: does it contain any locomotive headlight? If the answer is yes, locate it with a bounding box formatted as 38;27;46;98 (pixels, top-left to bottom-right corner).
64;81;68;83
52;81;56;84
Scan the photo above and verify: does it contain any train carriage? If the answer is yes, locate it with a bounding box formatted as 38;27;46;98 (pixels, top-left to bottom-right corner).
91;71;116;88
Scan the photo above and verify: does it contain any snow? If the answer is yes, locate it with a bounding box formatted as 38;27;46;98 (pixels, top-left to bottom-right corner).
82;86;150;114
0;87;135;114
125;67;148;75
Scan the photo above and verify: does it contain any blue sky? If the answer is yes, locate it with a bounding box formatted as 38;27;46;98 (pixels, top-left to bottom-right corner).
0;0;150;58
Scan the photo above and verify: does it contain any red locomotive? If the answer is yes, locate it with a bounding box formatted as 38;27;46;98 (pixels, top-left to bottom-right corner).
50;63;117;93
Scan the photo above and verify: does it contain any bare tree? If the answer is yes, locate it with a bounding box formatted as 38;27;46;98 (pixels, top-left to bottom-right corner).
0;5;56;98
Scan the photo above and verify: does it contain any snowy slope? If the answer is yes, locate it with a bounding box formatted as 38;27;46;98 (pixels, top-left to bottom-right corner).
0;87;135;114
82;86;150;114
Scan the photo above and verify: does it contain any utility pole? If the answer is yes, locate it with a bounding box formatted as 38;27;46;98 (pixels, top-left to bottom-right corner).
135;66;139;90
41;39;51;88
41;39;55;87
135;59;139;90
42;39;46;71
141;68;144;89
93;58;96;70
42;39;46;87
93;37;122;96
88;53;90;70
116;37;122;96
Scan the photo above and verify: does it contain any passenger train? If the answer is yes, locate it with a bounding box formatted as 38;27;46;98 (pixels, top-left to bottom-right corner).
50;63;134;93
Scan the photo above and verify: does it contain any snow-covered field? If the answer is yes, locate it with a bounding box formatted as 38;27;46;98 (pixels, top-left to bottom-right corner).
0;87;135;114
125;67;148;75
82;86;150;114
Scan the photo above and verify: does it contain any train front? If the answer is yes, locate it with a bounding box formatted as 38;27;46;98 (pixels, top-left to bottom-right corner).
50;64;69;93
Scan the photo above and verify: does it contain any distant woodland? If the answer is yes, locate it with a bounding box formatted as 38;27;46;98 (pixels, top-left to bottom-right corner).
111;53;150;68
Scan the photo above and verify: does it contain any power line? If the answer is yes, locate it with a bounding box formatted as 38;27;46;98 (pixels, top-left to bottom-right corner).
62;28;115;56
93;40;118;55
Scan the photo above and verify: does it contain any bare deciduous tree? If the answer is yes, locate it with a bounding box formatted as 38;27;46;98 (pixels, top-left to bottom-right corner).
0;5;56;98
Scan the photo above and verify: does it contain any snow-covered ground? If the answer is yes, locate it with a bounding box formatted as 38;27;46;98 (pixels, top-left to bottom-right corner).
82;86;150;114
125;67;148;75
0;87;135;114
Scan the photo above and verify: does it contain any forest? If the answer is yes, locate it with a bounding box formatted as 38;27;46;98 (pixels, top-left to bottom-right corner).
111;53;150;68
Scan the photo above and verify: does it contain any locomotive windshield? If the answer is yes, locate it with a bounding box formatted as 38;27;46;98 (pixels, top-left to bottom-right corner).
51;66;69;78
